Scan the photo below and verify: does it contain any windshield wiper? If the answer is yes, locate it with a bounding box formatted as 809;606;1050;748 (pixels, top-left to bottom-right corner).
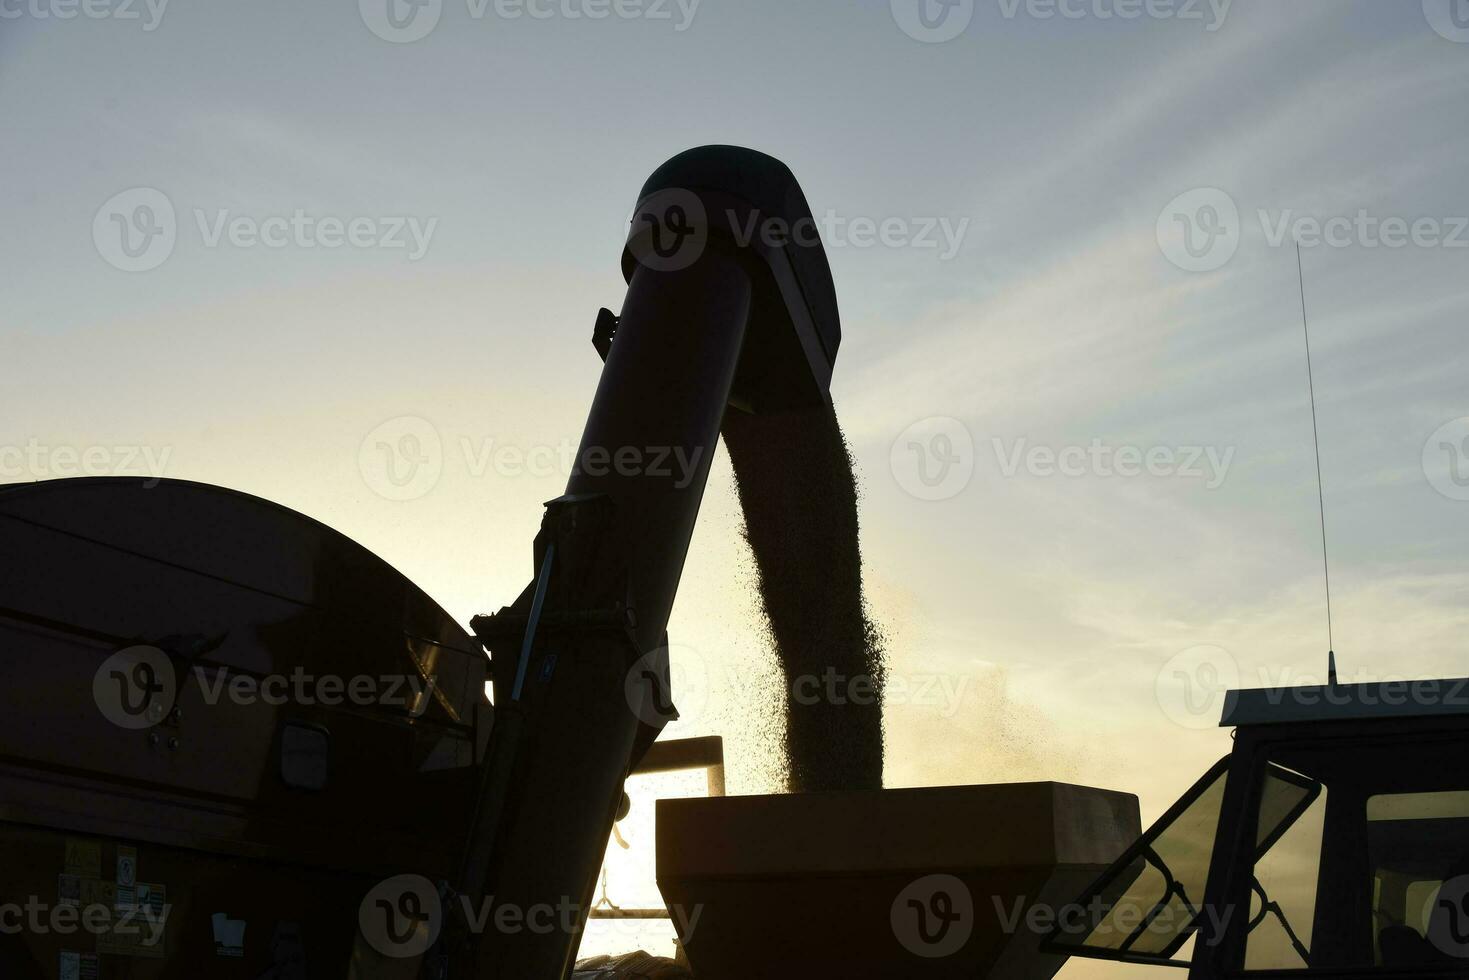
1246;877;1312;967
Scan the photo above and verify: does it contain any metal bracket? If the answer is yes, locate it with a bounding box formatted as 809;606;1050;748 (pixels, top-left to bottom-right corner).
592;307;619;362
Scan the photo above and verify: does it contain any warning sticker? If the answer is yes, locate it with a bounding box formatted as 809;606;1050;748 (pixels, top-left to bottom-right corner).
97;882;167;959
60;951;80;980
79;954;99;980
96;901;167;960
137;883;166;920
212;912;246;958
116;845;137;888
81;878;116;911
58;874;81;908
64;840;101;877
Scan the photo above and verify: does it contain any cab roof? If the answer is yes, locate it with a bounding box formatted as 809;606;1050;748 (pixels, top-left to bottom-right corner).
1221;677;1469;727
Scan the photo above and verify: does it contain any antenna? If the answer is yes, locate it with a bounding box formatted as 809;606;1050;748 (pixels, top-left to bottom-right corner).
1296;244;1337;685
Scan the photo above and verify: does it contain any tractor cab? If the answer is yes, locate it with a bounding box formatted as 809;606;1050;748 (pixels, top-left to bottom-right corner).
1048;677;1469;978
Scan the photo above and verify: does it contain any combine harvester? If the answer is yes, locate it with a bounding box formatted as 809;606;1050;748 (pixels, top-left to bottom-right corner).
2;147;1466;979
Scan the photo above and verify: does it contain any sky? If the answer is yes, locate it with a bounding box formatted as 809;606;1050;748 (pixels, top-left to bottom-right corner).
3;0;1468;975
